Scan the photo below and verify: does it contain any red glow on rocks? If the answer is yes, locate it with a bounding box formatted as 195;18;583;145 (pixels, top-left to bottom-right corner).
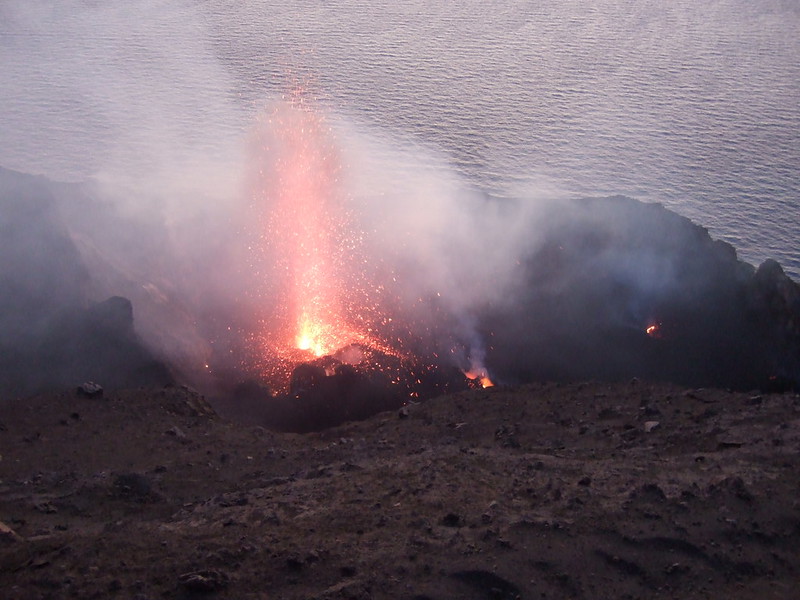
646;322;663;339
242;95;494;397
465;369;495;388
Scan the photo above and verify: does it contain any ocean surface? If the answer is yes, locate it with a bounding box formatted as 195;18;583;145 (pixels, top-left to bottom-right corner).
1;0;798;278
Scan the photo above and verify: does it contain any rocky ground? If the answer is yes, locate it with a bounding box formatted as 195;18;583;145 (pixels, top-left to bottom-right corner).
1;381;799;599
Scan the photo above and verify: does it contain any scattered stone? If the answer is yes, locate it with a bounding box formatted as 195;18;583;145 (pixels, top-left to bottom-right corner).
441;513;464;528
182;392;218;419
305;466;332;479
644;421;661;433
33;500;58;514
340;462;363;473
709;476;754;503
77;382;103;398
27;557;51;569
481;501;499;524
178;569;229;592
112;473;159;502
684;389;716;403
598;407;621;419
629;483;667;502
595;550;647;577
23;431;41;443
0;521;22;543
494;425;520;448
286;556;305;571
164;426;187;440
340;565;357;577
641;404;661;416
578;476;592;486
717;440;744;449
451;570;522;600
216;493;248;508
665;562;690;575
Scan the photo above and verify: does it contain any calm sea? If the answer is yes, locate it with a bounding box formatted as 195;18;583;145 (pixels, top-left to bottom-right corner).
1;0;798;278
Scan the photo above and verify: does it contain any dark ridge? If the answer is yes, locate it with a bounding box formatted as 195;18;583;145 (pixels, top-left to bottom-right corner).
0;167;172;398
481;196;800;391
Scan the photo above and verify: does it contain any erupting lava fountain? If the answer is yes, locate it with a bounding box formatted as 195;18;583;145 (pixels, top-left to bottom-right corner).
243;96;492;395
245;98;398;386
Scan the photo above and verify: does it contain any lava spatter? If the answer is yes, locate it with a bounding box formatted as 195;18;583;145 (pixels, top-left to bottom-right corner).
241;96;492;400
245;97;395;386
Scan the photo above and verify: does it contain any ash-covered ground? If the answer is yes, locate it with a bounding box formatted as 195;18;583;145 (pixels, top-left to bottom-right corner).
1;382;799;599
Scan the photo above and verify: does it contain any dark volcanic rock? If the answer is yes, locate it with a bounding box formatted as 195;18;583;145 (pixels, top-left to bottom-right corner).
0;167;172;398
481;196;800;391
76;381;103;398
0;167;90;325
178;569;229;593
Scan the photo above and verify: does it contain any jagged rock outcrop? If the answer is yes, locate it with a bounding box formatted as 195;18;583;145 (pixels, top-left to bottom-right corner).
482;196;800;390
0;167;172;398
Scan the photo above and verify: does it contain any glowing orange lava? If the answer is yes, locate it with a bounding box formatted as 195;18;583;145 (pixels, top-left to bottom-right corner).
295;313;351;357
247;96;390;385
245;95;495;395
465;369;495;388
646;322;663;339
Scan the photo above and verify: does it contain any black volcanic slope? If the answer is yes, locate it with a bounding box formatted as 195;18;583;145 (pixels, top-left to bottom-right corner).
479;196;800;391
1;382;799;599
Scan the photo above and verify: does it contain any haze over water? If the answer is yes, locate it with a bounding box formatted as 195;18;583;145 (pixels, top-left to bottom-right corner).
2;0;798;278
